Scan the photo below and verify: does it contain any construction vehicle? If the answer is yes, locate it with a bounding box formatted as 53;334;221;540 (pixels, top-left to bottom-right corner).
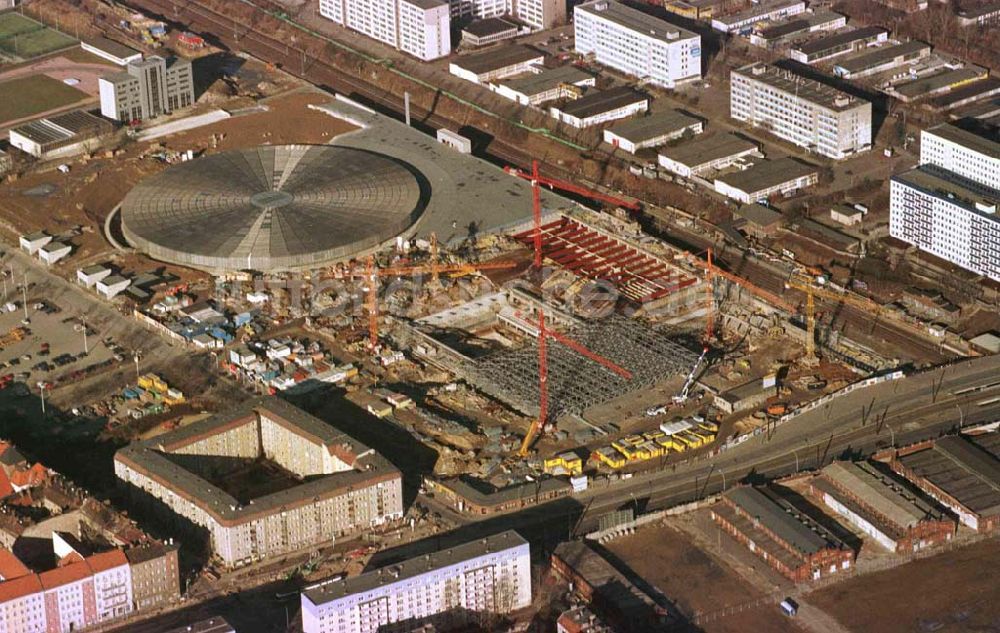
672;346;709;405
0;327;26;350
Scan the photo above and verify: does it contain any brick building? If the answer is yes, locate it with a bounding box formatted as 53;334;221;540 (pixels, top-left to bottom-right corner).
711;486;854;582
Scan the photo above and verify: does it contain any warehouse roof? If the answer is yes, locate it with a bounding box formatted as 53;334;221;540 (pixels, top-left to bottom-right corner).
304;531;527;605
715;157;818;194
899;435;1000;516
736;203;783;227
894;68;986;100
793;26;887;56
554;86;648;119
577;0;697;42
834;41;931;75
552;540;660;621
452;44;543;74
658;132;758;168
438;475;572;509
83;36;140;60
713;0;803;26
756;10;844;40
933;77;1000;109
725;486;846;555
736;63;867;111
925;123;1000;160
11;110;107;146
499;65;593;96
821;461;946;530
462;16;519;38
604;109;702;144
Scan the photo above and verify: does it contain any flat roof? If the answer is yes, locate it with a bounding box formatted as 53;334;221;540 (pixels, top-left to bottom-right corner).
899;435;1000;516
499;65;593;96
115;397;400;526
577;0;697;42
925;123;1000;160
933;77;1000;109
304;531;527;605
715;157;818;193
714;0;803;25
11;110;107;146
895;68;986;100
83;36;139;60
793;26;887;56
892;166;998;219
957;0;1000;18
756;10;844;39
605;109;701;143
725;486;847;555
405;0;448;9
821;461;947;530
658;132;758;167
736;203;783;227
555;86;648;119
462;16;519;37
452;44;543;74
834;41;931;74
736;63;867;111
552;540;659;620
439;475;572;507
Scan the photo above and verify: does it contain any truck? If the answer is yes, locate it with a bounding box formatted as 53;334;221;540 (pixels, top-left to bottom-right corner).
780;598;798;616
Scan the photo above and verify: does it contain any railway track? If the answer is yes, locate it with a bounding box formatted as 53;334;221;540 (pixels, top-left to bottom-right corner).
124;0;949;364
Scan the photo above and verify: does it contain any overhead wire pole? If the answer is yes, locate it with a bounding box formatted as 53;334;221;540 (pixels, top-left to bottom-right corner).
531;160;542;270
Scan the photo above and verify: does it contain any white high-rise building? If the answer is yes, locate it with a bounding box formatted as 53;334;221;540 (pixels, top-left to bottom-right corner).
574;0;701;89
890;124;999;281
301;531;531;633
319;0;451;61
730;63;871;160
448;0;565;29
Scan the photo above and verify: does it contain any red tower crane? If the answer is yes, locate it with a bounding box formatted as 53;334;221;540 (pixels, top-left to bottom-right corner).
519;309;633;456
506;161;642;270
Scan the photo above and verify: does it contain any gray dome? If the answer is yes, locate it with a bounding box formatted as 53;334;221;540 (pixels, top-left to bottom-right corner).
121;145;425;272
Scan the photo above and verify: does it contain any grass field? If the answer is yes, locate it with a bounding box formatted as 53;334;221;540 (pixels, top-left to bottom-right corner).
0;74;89;124
0;12;77;60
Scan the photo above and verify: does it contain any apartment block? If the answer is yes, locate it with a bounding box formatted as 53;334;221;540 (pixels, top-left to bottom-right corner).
114;398;404;567
448;0;565;29
574;0;701;89
920;123;1000;194
98;56;194;122
319;0;451;61
731;63;872;159
301;531;531;633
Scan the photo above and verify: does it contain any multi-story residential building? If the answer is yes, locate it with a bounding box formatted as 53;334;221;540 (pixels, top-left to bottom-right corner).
920;123;1000;193
574;0;701;89
125;543;180;611
448;0;565;29
319;0;451;61
888;123;999;281
730;63;871;159
300;531;531;633
890;167;999;281
114;398;404;568
98;56;195;122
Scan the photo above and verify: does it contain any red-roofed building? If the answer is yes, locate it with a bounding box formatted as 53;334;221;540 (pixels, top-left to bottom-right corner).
0;573;45;631
0;550;30;581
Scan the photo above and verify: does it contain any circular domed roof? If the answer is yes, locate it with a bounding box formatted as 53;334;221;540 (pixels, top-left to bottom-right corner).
120;145;425;272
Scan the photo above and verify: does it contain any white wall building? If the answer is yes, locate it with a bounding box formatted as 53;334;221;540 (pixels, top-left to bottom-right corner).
711;0;805;33
448;0;565;30
319;0;452;61
574;0;701;89
920;124;1000;194
731;63;871;160
301;531;531;633
99;56;195;122
890;167;999;281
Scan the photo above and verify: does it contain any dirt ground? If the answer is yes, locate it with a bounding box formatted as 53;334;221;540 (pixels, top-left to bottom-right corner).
0;90;357;276
604;522;804;633
807;537;1000;633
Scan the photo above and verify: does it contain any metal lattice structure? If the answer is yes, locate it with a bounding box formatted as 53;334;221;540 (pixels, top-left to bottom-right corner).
463;316;698;417
121;145;426;272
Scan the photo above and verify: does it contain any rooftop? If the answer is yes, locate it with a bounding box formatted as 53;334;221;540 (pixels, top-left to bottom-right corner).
932;77;1000;109
82;36;139;60
554;86;649;120
462;16;519;38
499;65;593;96
715;157;818;194
736;63;867;111
304;531;527;605
552;540;660;622
924;123;1000;160
577;0;698;42
894;68;986;100
714;0;804;25
899;435;1000;516
834;41;931;74
793;26;887;56
736;203;783;227
451;44;543;75
10;110;108;146
892;166;998;219
658;132;758;167
756;10;844;40
438;476;572;508
725;486;848;555
604;109;702;143
821;461;947;530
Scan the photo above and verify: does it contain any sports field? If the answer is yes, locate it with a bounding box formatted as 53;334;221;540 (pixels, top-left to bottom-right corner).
0;74;89;125
0;11;77;60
